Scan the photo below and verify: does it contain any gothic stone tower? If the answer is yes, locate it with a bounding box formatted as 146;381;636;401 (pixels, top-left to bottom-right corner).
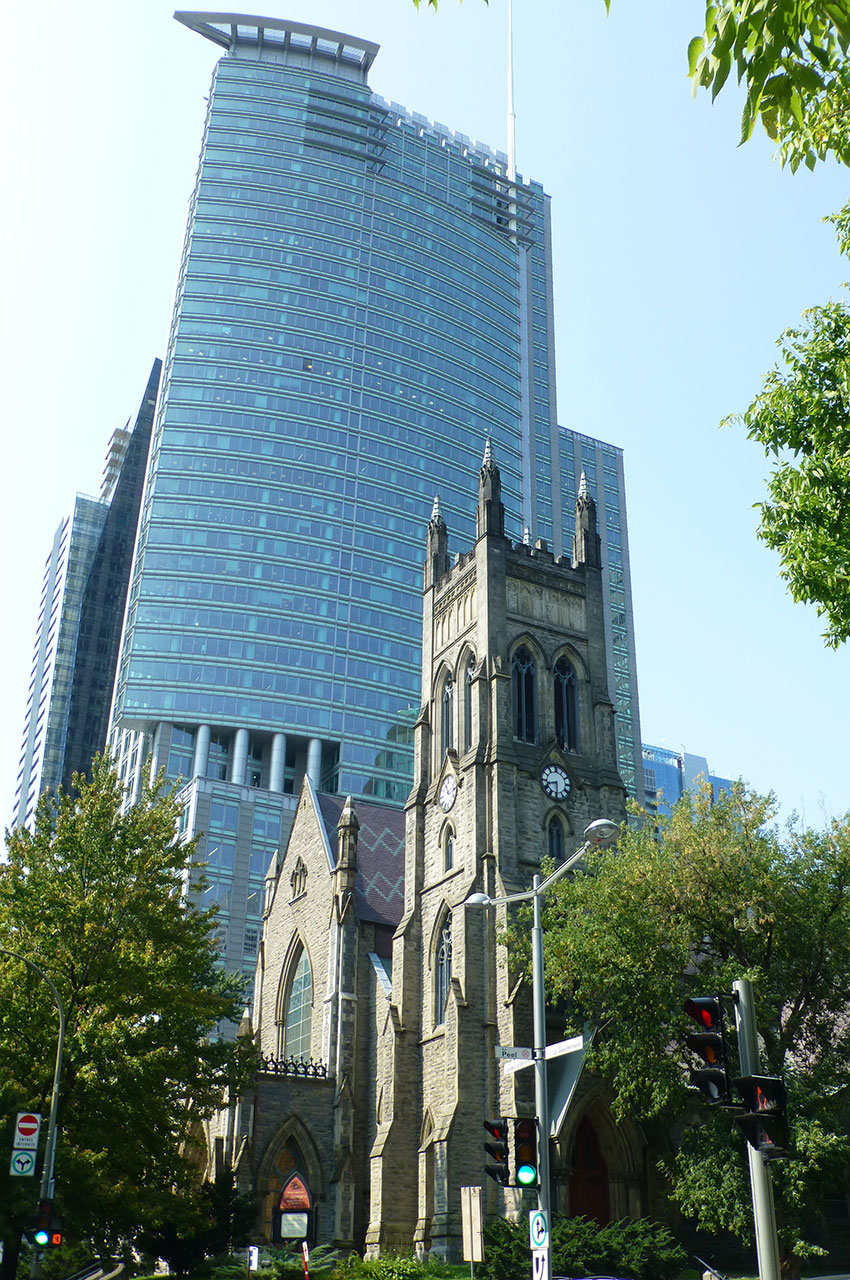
366;448;627;1257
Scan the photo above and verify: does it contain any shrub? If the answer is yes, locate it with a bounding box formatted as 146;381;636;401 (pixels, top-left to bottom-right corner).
477;1214;686;1280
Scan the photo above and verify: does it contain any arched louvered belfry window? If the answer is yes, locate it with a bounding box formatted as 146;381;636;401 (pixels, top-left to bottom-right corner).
554;655;579;752
435;913;453;1024
464;653;475;752
512;646;537;743
441;672;454;754
282;947;312;1060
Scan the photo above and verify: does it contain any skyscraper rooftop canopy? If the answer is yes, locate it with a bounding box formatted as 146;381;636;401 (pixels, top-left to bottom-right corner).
174;11;380;73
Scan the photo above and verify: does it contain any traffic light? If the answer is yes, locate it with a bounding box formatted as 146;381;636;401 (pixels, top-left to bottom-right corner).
483;1118;509;1185
683;996;732;1105
25;1201;63;1248
733;1075;788;1159
513;1118;538;1188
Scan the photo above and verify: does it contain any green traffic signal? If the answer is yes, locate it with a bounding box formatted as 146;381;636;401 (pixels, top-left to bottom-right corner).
514;1118;538;1187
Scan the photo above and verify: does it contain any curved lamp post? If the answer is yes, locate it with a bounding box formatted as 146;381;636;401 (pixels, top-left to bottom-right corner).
464;817;620;1280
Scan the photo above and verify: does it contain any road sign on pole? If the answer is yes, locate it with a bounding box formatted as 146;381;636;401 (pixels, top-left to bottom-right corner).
529;1209;549;1249
495;1045;533;1061
14;1113;41;1150
10;1150;36;1177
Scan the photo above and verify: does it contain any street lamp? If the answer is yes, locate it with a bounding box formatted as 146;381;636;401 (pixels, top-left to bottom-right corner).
465;817;620;1280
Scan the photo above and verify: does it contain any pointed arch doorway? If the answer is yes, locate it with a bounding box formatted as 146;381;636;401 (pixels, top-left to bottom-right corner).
568;1115;610;1225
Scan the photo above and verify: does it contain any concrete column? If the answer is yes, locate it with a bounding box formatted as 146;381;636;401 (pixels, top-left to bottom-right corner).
148;723;164;783
192;723;211;778
306;737;322;788
231;727;249;787
269;732;287;793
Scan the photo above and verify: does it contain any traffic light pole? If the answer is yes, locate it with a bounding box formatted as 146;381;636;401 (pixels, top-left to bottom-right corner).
733;979;781;1280
0;950;66;1280
531;875;551;1280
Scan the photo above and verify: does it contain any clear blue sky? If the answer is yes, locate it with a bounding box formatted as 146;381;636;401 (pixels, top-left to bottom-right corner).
3;0;848;826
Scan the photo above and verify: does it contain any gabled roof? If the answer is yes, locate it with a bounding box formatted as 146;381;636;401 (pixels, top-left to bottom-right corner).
316;794;405;928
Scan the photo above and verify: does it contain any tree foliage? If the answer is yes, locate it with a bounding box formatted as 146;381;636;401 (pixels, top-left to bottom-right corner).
0;757;255;1269
683;0;850;171
726;270;850;647
537;785;850;1266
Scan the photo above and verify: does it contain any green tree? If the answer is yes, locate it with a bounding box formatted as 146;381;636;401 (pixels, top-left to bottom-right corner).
535;785;850;1275
0;757;255;1275
683;0;850;171
727;278;850;648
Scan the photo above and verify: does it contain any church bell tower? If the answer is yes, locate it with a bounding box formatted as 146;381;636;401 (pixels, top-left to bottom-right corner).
367;445;626;1258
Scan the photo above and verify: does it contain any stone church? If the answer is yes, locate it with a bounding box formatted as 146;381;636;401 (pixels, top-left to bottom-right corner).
214;448;646;1255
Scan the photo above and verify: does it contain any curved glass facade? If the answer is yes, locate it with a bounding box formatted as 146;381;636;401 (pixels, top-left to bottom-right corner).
113;18;560;804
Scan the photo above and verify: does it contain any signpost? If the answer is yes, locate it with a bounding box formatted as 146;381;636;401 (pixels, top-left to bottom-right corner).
15;1114;42;1150
530;1209;550;1280
10;1113;41;1178
10;1150;37;1178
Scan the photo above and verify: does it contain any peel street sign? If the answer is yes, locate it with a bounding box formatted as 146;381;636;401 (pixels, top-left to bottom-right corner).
495;1045;533;1061
14;1113;41;1150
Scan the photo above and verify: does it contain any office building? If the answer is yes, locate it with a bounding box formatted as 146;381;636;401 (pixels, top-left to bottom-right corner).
560;428;643;801
641;743;735;819
13;360;160;827
105;14;643;981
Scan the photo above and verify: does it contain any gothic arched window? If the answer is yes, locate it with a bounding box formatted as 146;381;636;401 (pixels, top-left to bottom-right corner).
443;826;455;873
435;913;453;1024
554;656;579;751
464;653;475;752
512;646;537;743
282;947;312;1060
548;816;565;863
441;673;454;754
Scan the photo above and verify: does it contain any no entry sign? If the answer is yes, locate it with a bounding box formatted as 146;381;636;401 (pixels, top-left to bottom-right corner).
14;1113;41;1150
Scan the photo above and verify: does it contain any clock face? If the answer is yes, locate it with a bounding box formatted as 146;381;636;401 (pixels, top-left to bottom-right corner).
439;774;458;812
541;764;571;801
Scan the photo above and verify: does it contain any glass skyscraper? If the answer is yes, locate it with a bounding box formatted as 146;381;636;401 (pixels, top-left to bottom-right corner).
14;361;160;828
112;14;563;808
105;15;642;981
559;428;643;801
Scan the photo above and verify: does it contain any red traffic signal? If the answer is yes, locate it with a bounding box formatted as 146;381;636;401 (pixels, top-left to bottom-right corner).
733;1075;788;1159
683;996;732;1105
483;1118;509;1186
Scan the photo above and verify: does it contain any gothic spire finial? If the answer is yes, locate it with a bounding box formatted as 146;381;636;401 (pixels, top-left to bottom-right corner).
431;494;441;523
482;435;493;469
578;470;589;500
522;525;531;545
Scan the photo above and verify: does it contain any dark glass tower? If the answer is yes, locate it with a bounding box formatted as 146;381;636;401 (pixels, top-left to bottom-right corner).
14;360;160;826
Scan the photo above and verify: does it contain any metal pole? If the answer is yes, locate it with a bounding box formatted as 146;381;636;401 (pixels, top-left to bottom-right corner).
0;950;66;1280
531;876;551;1280
732;979;781;1280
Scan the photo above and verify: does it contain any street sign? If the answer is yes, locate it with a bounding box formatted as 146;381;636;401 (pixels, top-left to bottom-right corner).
495;1045;532;1061
531;1248;547;1280
544;1035;584;1060
14;1113;41;1150
529;1209;549;1249
10;1150;36;1177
